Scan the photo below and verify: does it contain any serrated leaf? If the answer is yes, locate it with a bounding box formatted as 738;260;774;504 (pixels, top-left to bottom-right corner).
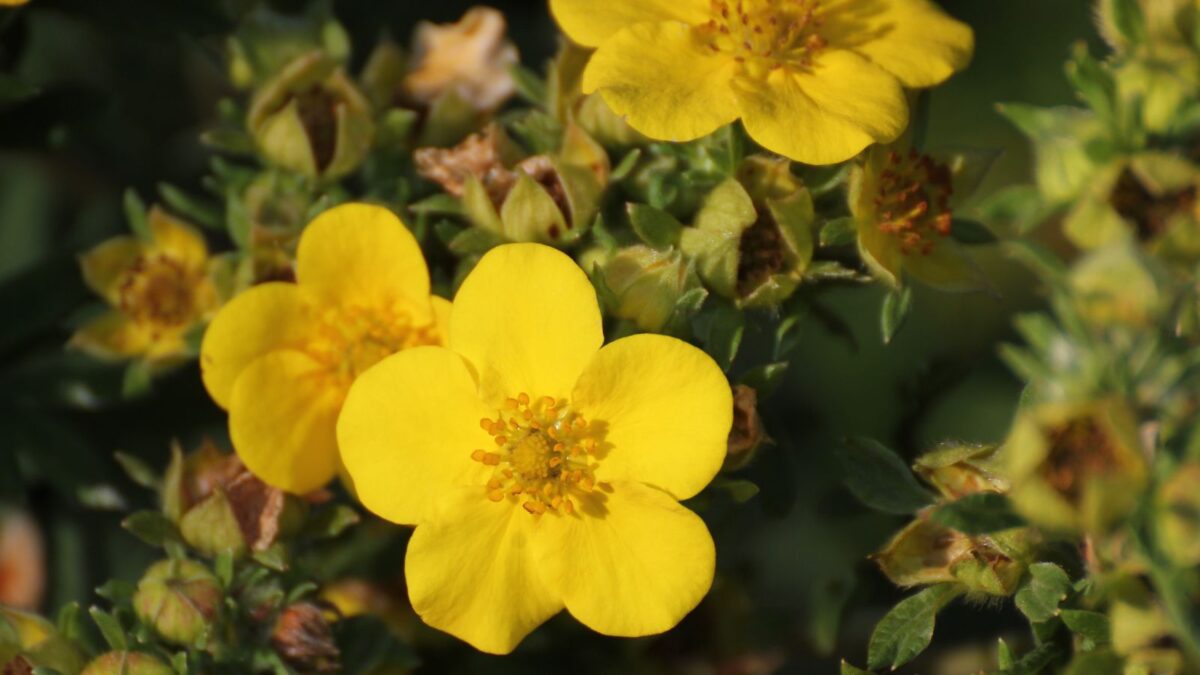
839;438;935;514
931;493;1026;534
1061;609;1110;645
122;510;182;548
627;203;683;248
1015;562;1072;623
819;217;857;247
867;584;962;670
950;218;998;244
89;606;127;650
113;452;160;490
880;286;913;345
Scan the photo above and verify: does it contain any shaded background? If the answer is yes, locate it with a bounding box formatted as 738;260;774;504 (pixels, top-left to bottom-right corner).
0;1;1099;672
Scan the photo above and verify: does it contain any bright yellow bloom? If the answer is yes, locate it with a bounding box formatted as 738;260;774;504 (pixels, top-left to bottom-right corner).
338;244;732;654
72;207;218;363
200;204;448;494
551;0;973;165
0;0;30;6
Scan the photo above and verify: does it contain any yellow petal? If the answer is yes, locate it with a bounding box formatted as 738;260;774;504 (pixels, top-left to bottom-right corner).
450;243;601;406
296;203;431;313
734;51;907;165
534;481;714;637
824;0;974;89
406;488;562;654
79;237;143;306
228;350;343;494
903;240;986;292
583;21;741;143
338;346;493;525
573;334;731;500
200;282;315;410
549;0;708;48
856;217;903;288
69;311;151;359
148;207;208;271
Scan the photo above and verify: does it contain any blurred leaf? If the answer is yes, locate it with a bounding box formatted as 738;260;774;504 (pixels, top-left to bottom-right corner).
950;218;999;245
1063;649;1123;675
840;662;873;675
509;64;546;106
839;438;934;514
1015;562;1072;623
0;74;39;108
1061;609;1110;645
867;584;961;670
89;606;127;651
880;286;913;345
95;579;136;605
820;217;857;247
253;543;288;572
122;511;182;549
999;642;1066;675
627;203;683;249
739;362;788;399
158;183;222;231
448;227;505;257
998;638;1015;669
337;616;420;673
122;361;154;399
712;478;759;503
0;256;89;356
215;550;234;589
611;149;641;182
408;193;463;218
304;504;360;540
931;493;1026;534
114;452;160;490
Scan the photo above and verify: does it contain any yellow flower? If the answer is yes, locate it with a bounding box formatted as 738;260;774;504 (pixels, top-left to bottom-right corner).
200;203;448;494
550;0;973;165
0;0;29;6
72;207;218;363
338;244;732;654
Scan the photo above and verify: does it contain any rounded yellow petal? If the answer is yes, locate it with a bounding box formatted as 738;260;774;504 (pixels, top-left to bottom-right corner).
148;207;208;271
735;51;907;165
549;0;708;48
69;311;151;359
296;203;431;312
228;350;343;494
534;481;714;637
406;488;562;654
584;21;741;143
79;237;143;306
903;241;986;292
573;333;731;500
450;243;602;407
338;346;493;525
200;282;315;409
824;0;974;89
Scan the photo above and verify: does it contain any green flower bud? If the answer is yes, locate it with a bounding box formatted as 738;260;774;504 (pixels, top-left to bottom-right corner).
680;158;815;308
913;442;1009;500
464;156;602;246
180;489;247;558
1155;462;1200;566
133;559;221;646
1111;601;1173;656
79;652;174;675
0;608;85;675
1004;400;1147;534
600;245;698;332
247;51;374;181
1068;244;1164;327
546;41;646;149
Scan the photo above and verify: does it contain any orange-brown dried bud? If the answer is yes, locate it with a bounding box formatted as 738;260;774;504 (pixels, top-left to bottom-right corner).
414;124;518;203
0;510;44;610
725;385;765;471
271;603;340;674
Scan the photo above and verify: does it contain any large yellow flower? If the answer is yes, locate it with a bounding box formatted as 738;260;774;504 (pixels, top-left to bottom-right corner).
338;244;732;654
201;204;447;494
72;207;218;364
550;0;973;165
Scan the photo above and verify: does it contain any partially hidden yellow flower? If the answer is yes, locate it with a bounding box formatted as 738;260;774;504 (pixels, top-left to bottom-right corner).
338;243;732;654
550;0;973;165
0;0;29;6
200;203;448;494
73;207;218;364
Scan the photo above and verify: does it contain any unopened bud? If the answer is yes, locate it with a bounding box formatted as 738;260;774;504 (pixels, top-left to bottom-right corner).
914;443;1008;500
271;603;340;673
133;559;221;646
601;246;698;333
80;651;174;675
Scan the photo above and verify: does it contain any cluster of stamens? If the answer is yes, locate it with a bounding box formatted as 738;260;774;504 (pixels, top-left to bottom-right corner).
701;0;827;75
307;304;439;381
472;393;602;516
874;150;955;256
118;254;199;332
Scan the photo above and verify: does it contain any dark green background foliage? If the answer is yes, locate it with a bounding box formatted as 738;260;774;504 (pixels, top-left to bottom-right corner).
0;1;1098;672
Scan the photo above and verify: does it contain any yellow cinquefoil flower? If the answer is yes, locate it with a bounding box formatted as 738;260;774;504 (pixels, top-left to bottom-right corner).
339;244;732;654
551;0;973;165
73;208;218;363
201;204;447;494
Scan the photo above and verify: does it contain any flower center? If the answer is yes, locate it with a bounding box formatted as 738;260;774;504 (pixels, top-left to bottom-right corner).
701;0;827;75
118;254;199;329
1040;417;1118;503
306;304;439;382
874;150;954;256
471;393;602;515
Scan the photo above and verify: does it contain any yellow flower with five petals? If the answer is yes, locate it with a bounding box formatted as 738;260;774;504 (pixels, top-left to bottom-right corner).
338;243;732;654
200;203;448;494
551;0;973;165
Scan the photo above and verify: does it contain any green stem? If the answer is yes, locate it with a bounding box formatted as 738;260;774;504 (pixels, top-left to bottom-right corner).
1146;559;1200;668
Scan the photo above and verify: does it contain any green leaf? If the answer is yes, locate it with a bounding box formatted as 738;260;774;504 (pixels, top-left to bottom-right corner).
611;149;641;182
867;584;962;670
840;661;873;675
253;543;289;572
880;286;913;345
1061;609;1110;645
999;642;1066;675
739;362;788;399
0;73;39;107
95;579;136;605
1015;562;1072;623
157;183;223;230
121;510;182;548
215;550;235;589
1065;43;1117;129
1063;649;1123;675
997;638;1015;670
304;504;361;540
712;478;759;503
696;301;744;371
931;493;1026;535
122;361;154;399
285;581;320;605
89;606;127;650
56;602;86;643
113;452;160;490
950;218;999;245
509;64;547;106
124;189;151;241
627;203;683;248
819;216;857;247
0;613;19;645
447;227;505;257
409;193;463;217
839;438;935;515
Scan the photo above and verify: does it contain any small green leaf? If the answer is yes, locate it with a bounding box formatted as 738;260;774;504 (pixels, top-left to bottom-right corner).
1061;609;1110;645
305;504;361;540
950;218;999;244
95;579;136;605
627;203;683;248
739;362;788;399
122;361;154;399
839;438;935;515
114;452;160;490
880;286;913;345
931;493;1026;535
1015;562;1072;623
122;510;182;548
840;661;873;675
697;301;744;371
89;606;127;650
1063;649;1123;675
867;584;962;670
819;217;857;247
214;550;235;589
712;478;759;503
158;183;222;230
997;638;1015;669
408;193;463;217
0;613;19;645
124;189;151;241
611;149;642;181
509;64;547;106
56;602;85;643
253;543;288;572
285;581;320;605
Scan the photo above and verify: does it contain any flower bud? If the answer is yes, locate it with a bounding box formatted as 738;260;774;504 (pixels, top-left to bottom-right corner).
0;608;85;675
0;510;44;610
1068;244;1163;327
680;158;815;308
270;603;339;673
913;443;1008;500
132;559;221;646
600;245;698;332
1155;462;1200;566
1004;400;1147;534
247;51;374;181
79;652;174;675
725;385;765;471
